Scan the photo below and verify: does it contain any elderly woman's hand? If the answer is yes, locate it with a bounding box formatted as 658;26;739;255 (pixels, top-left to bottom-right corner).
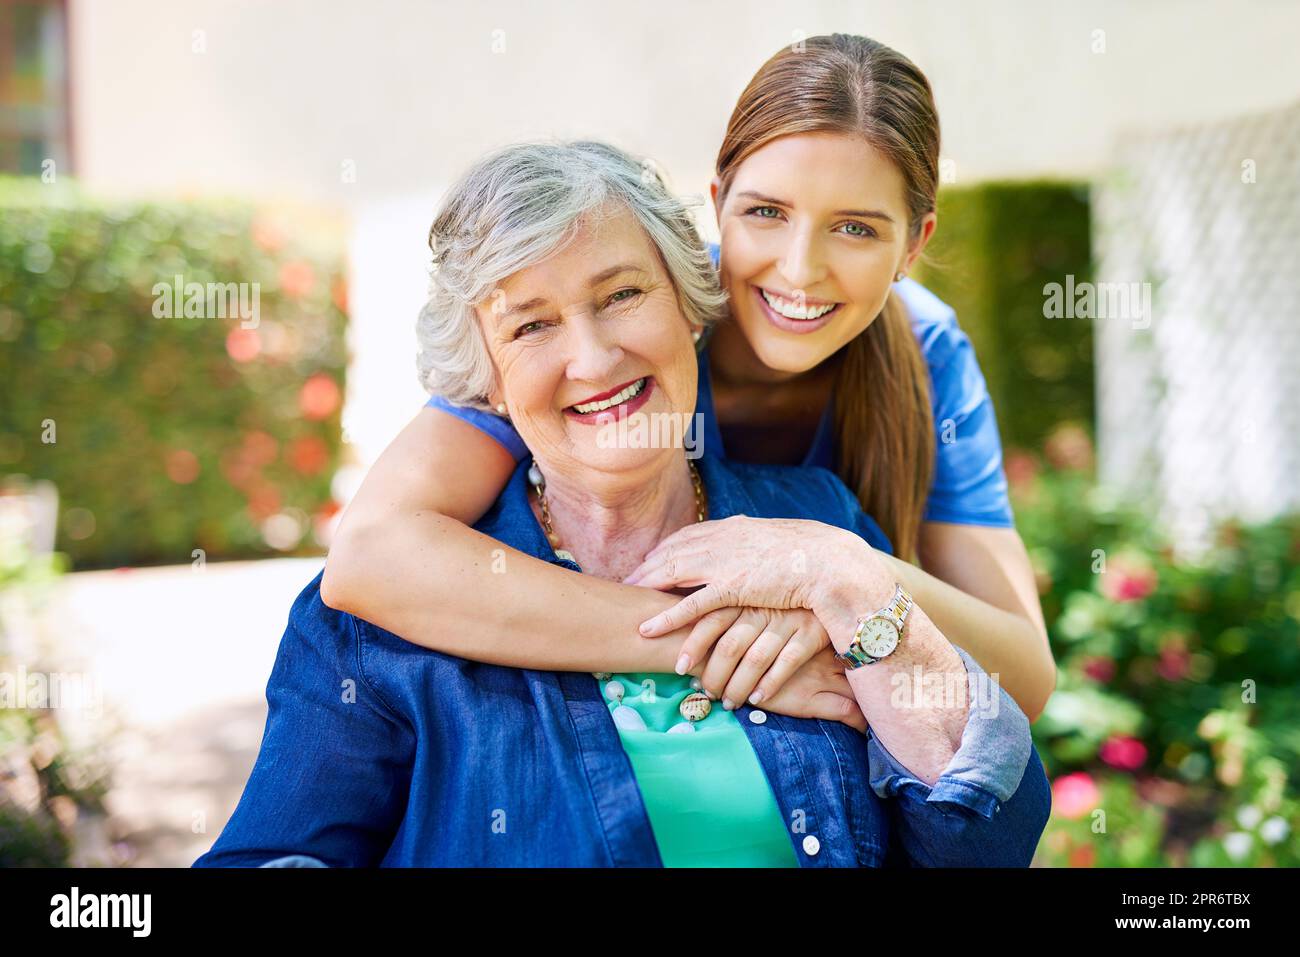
625;515;889;638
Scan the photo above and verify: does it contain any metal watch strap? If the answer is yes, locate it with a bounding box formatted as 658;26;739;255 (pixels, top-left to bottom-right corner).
883;585;912;629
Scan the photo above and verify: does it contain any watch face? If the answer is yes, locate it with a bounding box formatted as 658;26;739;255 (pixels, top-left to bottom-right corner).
859;618;900;659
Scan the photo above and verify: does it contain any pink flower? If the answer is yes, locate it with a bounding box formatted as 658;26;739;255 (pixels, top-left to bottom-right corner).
1099;735;1147;771
279;261;315;299
1101;555;1158;602
1082;656;1116;683
226;328;261;363
1157;646;1192;682
1052;772;1101;819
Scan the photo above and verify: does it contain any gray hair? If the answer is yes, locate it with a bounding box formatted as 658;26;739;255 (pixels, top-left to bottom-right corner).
415;140;728;410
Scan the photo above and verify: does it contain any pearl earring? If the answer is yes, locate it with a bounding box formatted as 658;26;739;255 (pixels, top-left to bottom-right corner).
692;329;702;343
495;403;507;415
895;271;905;282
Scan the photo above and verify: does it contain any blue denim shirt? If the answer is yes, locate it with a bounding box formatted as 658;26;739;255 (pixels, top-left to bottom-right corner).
194;455;1050;867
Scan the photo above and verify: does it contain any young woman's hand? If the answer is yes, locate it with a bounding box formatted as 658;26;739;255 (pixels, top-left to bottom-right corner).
755;640;867;733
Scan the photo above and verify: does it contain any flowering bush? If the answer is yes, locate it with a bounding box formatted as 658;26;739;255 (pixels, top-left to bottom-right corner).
0;177;349;569
1016;424;1300;866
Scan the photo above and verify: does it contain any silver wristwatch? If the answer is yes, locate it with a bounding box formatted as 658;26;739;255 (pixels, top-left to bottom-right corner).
833;583;913;669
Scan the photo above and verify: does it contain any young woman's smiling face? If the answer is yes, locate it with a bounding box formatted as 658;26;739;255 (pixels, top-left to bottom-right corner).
712;131;935;377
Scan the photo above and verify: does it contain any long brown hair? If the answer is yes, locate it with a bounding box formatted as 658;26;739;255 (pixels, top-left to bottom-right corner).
715;33;939;562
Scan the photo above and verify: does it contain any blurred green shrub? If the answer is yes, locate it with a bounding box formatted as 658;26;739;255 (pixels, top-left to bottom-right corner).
0;519;112;867
1013;425;1300;866
914;181;1094;452
0;176;349;568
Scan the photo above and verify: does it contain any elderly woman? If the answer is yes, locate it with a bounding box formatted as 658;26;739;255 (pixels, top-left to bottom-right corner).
194;141;1050;868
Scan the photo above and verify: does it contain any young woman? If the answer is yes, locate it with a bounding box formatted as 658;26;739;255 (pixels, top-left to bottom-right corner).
320;33;1056;720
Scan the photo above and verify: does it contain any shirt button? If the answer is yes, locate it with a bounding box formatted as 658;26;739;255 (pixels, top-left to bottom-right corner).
802;835;821;856
749;709;767;725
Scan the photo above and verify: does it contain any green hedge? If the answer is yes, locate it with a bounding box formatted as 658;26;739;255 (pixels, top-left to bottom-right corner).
0;177;349;569
914;181;1094;452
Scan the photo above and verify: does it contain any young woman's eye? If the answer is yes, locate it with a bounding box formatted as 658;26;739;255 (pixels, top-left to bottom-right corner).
605;287;642;307
838;221;878;239
744;205;783;220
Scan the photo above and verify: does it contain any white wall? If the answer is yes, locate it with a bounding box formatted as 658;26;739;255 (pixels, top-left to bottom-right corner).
69;0;1300;204
64;0;1300;467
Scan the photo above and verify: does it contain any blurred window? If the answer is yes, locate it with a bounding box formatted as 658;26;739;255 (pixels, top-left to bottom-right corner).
0;0;71;175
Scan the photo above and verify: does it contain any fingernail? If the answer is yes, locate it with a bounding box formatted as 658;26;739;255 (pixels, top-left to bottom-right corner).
722;698;734;711
639;621;653;635
674;653;691;675
748;689;764;705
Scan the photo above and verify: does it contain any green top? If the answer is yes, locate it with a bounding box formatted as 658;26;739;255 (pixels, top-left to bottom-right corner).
596;671;799;867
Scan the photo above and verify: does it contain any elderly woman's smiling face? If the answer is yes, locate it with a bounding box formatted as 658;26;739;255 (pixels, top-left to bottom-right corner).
477;203;700;483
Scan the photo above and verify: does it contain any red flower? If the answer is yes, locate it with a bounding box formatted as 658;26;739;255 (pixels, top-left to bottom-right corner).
1068;843;1096;868
1101;554;1158;602
1099;735;1147;771
299;374;341;420
1082;656;1116;683
1052;772;1101;819
289;435;330;475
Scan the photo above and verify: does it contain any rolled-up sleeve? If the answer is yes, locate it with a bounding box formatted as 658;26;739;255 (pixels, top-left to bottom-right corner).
192;574;414;867
867;645;1051;866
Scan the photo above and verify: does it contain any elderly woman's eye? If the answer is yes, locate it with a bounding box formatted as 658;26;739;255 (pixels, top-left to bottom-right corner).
515;319;550;338
605;288;642;307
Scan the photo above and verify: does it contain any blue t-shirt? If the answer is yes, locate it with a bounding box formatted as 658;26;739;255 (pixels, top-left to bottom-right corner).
424;244;1014;528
